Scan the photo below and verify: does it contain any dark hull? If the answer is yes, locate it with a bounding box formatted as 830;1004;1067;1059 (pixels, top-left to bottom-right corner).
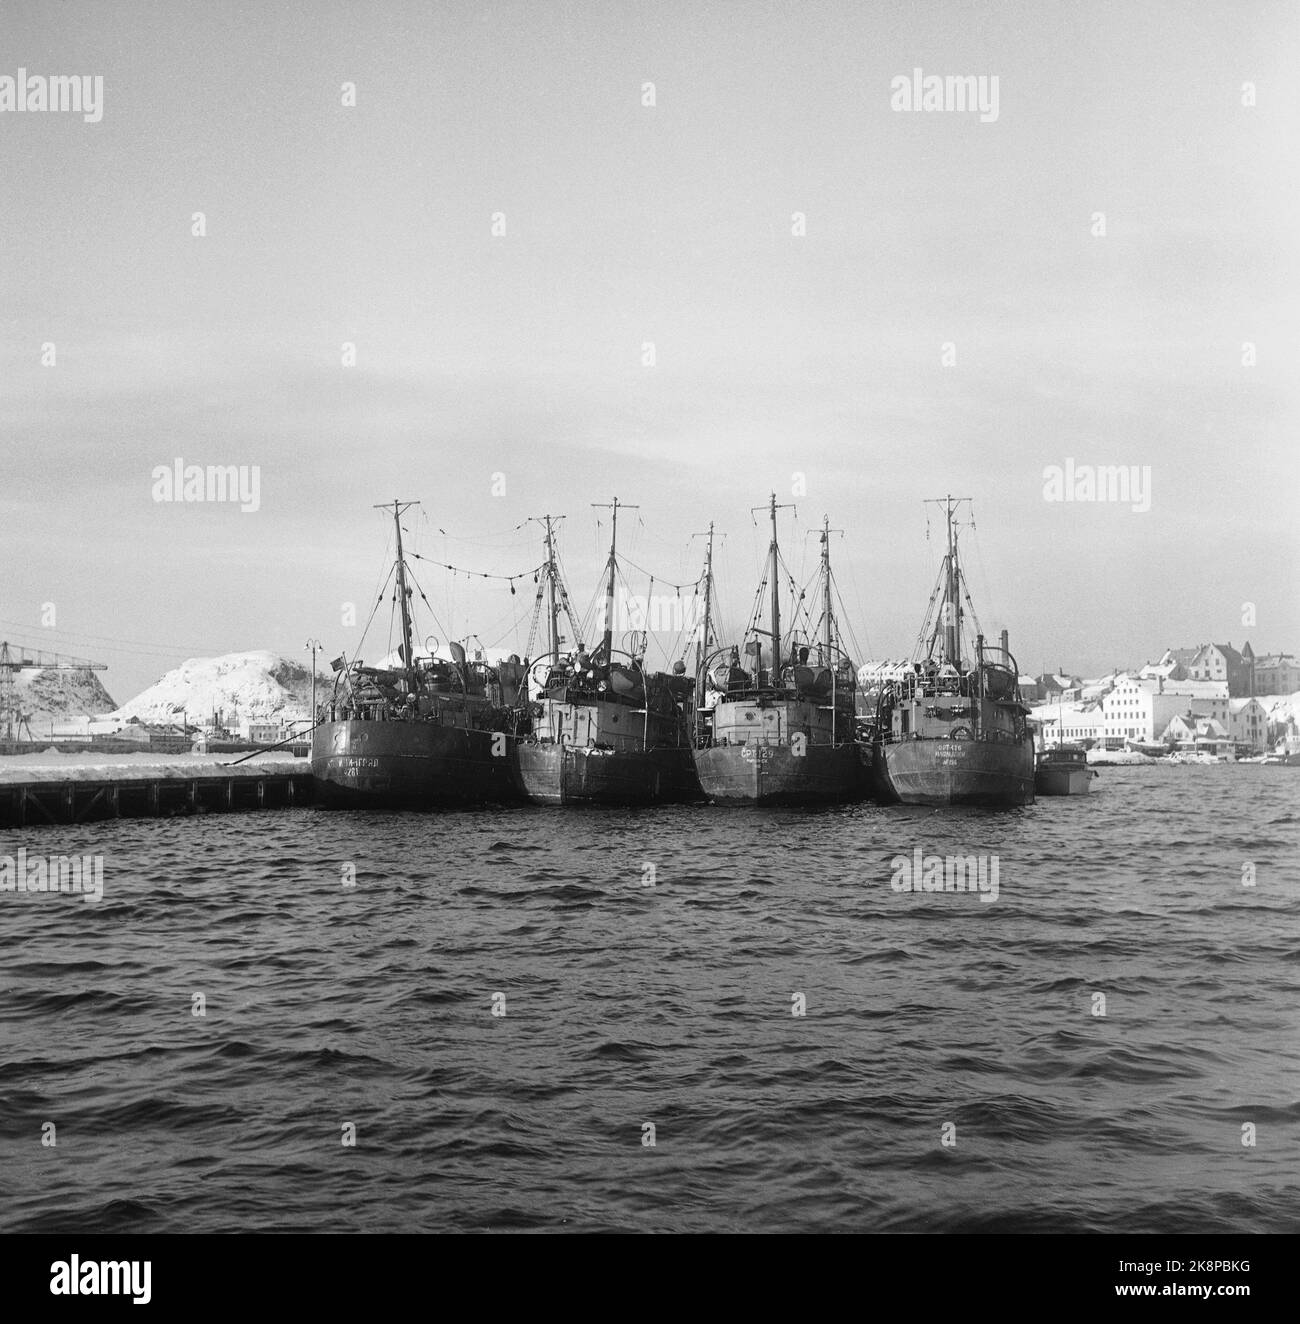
311;720;516;809
876;738;1035;806
693;742;863;806
1034;764;1092;796
513;743;699;805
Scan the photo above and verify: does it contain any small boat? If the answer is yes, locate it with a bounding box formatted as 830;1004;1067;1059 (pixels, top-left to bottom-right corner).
1035;744;1094;795
1263;730;1300;766
871;497;1035;807
311;501;522;809
512;501;698;805
693;499;862;806
1124;738;1169;758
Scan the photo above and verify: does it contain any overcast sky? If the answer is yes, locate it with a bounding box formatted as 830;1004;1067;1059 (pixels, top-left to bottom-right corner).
2;0;1296;702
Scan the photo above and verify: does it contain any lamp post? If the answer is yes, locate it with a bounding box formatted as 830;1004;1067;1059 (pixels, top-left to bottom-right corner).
305;638;322;726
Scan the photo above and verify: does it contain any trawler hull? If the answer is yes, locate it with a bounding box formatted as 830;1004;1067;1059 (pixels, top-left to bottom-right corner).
513;742;698;805
693;742;863;806
875;738;1035;807
311;720;515;809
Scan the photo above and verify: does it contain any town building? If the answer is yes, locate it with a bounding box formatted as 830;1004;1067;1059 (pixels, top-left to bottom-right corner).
1228;698;1270;753
1253;653;1300;695
1101;677;1190;747
1035;673;1082;701
1155;643;1255;696
1160;714;1234;757
1035;701;1107;748
240;719;283;743
1018;675;1044;703
1038;671;1234;749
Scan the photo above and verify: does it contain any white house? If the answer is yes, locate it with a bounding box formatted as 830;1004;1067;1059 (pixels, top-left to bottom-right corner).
1228;698;1269;753
1161;714;1234;756
240;719;282;744
1034;700;1107;748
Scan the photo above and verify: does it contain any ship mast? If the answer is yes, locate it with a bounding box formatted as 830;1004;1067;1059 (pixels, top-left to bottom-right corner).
944;495;959;666
769;494;781;669
544;515;559;664
376;499;419;688
592;497;638;668
920;494;972;668
694;522;715;708
526;513;583;667
750;493;795;677
821;515;833;660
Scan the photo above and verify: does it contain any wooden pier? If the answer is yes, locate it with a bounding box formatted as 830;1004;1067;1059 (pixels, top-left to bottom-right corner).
0;764;314;828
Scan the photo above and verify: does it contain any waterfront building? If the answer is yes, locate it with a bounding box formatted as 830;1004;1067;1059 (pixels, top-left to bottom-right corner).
1161;714;1234;757
1155;643;1255;697
1228;697;1270;753
1254;653;1300;695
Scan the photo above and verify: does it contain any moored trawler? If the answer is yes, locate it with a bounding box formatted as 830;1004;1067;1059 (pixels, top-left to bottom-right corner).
310;501;522;809
515;654;696;804
871;497;1035;807
511;501;697;805
693;498;862;806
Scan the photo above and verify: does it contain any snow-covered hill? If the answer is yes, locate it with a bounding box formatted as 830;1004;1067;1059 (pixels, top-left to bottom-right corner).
12;668;118;730
112;651;328;726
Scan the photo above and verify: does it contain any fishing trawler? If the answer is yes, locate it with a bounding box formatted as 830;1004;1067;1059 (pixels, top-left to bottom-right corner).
511;501;697;804
310;501;522;809
693;497;861;805
871;497;1035;807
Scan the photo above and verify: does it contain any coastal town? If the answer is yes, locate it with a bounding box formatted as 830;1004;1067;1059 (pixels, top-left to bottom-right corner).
1017;643;1297;761
3;638;1297;766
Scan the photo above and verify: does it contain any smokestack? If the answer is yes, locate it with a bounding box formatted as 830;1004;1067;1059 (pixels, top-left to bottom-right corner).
1000;628;1009;658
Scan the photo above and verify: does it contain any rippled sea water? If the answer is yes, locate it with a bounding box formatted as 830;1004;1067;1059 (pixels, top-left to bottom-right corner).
2;765;1297;1233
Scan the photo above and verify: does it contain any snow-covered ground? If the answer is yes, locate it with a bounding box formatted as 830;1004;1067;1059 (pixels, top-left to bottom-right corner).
0;748;302;784
1086;748;1155;765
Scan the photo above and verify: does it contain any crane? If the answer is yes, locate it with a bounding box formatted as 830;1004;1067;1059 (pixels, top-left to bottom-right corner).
0;641;109;743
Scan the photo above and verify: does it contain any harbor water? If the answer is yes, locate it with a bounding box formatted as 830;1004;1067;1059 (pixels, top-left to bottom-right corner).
1;765;1297;1232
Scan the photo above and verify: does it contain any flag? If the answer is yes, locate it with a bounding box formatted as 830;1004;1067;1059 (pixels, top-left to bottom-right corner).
330;656;346;672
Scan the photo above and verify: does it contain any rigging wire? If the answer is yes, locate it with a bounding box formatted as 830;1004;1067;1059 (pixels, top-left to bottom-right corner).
401;559;452;651
406;550;544;587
